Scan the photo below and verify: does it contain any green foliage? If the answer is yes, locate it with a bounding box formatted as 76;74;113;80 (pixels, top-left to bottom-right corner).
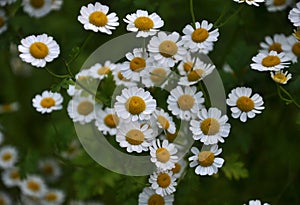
222;154;249;180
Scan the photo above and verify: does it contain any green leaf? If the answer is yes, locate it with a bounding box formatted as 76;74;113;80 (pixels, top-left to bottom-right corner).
222;154;248;180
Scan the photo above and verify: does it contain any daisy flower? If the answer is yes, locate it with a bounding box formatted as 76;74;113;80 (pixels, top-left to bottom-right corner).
61;139;81;159
0;10;7;35
51;0;63;11
150;139;178;171
38;159;62;182
270;70;292;84
188;144;224;176
181;20;219;53
120;48;150;82
0;146;18;169
20;175;47;198
78;2;119;34
259;34;288;54
1;167;21;187
0;102;20;113
167;85;205;121
112;63;137;87
149;170;177;196
265;0;292;12
141;63;171;88
116;121;154;153
32;90;63;114
250;50;290;71
114;86;156;122
148;31;187;67
233;0;265;6
293;27;300;41
177;52;197;75
288;2;300;27
283;35;300;63
95;107;119;136
22;0;52;18
41;189;65;205
138;187;174;205
0;0;17;6
153;109;176;134
0;192;12;205
226;87;265;122
190;107;231;145
123;9;164;38
18;34;60;68
88;61;116;80
171;159;187;179
244;199;270;205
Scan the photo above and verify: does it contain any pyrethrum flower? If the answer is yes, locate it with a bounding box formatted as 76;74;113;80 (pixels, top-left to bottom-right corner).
1;167;21;187
153;109;176;134
141;63;171;88
270;70;292;84
243;199;270;205
283;35;300;63
78;2;119;34
226;87;265;122
138;187;174;205
0;10;7;35
167;86;204;121
22;0;52;18
88;61;116;80
181;20;219;53
265;0;292;12
0;102;19;113
38;159;62;182
149;170;177;196
0;146;18;169
18;34;60;68
114;87;156;122
123;10;164;37
32;90;63;114
150;139;178;171
259;34;288;54
148;31;187;67
233;0;265;6
95;107;119;136
20;175;47;198
112;63;137;87
0;192;12;205
190;107;231;145
288;2;300;27
41;189;65;205
61;139;81;159
251;50;290;71
188;145;224;176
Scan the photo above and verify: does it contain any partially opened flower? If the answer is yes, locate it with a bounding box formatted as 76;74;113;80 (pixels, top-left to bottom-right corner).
233;0;264;6
138;187;174;205
20;175;47;198
0;10;7;35
265;0;292;12
22;0;52;18
78;2;119;34
18;34;60;68
270;70;292;84
123;10;164;37
288;2;300;27
32;90;63;114
149;170;177;196
41;189;65;205
0;146;18;169
251;50;290;71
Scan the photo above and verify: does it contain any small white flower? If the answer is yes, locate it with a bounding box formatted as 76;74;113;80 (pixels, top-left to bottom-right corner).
190;107;231;145
78;2;119;34
283;35;300;63
0;0;17;6
1;167;21;187
41;189;65;205
0;102;20;113
251;50;290;71
153;109;176;134
138;187;174;205
51;0;63;11
61;139;81;160
38;159;62;182
22;0;52;18
244;199;270;205
288;2;300;27
265;0;293;12
32;90;63;114
150;139;178;171
0;192;12;205
123;9;164;38
0;10;7;35
259;34;288;54
167;85;204;121
141;63;171;88
18;34;60;68
95;107;119;136
20;175;47;198
149;170;177;196
188;145;224;176
0;146;18;169
233;0;265;7
114;86;156;122
88;61;116;80
226;87;265;122
112;63;137;87
181;20;219;53
270;70;292;84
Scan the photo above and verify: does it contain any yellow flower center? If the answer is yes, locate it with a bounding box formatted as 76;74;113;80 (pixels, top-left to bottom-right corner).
77;101;94;116
156;148;170;163
157;115;170;130
27;180;41;192
166;131;177;142
183;61;193;73
125;96;146;115
177;94;195;110
273;0;286;6
45;192;57;202
262;55;281;67
2;152;12;161
148;194;165;205
30;0;45;8
157;173;171;188
159;40;178;58
236;96;255;112
192;28;209;43
30;42;49;59
97;66;110;75
0;17;5;28
104;114;119;128
134;16;154;31
200;118;220;135
89;11;108;27
10;170;20;180
125;129;144;145
0;198;5;205
40;97;55;108
272;72;288;84
187;69;204;82
1;104;13;112
292;42;300;57
198;151;215;167
130;57;146;72
150;68;167;84
42;164;54;175
268;43;282;53
293;28;300;40
171;162;181;174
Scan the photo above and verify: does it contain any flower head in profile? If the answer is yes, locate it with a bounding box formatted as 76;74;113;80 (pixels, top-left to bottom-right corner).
123;9;164;38
233;0;265;7
251;50;290;71
32;90;63;114
288;2;300;27
78;2;119;34
270;70;292;84
138;187;174;205
0;10;7;35
22;0;52;18
18;34;60;68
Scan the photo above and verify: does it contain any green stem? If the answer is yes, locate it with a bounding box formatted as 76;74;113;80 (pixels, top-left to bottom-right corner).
45;67;70;79
63;59;75;80
214;1;231;27
189;0;196;28
278;85;300;108
214;5;244;28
